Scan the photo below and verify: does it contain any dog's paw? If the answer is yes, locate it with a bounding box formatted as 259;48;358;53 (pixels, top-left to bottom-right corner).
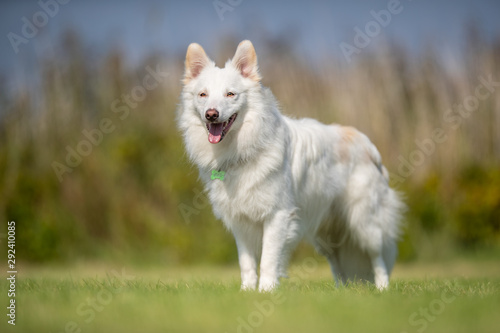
258;276;279;292
375;275;389;291
240;283;257;291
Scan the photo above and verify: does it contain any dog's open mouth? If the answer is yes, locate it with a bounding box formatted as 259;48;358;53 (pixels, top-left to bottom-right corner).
206;113;237;144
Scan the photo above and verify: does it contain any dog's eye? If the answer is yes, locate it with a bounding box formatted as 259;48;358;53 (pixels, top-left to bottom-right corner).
199;92;207;97
226;92;235;97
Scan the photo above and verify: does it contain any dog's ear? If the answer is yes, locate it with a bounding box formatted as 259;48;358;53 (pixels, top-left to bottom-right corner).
232;40;261;82
184;43;211;85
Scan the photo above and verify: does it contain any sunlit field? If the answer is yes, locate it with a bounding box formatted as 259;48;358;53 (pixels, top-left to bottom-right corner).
1;256;499;333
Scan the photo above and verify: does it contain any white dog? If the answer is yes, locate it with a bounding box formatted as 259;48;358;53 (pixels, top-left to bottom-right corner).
178;40;404;292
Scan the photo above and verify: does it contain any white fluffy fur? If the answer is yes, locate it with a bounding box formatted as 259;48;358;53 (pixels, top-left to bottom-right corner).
178;40;404;292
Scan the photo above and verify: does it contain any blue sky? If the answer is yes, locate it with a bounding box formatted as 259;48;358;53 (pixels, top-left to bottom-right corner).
1;0;499;92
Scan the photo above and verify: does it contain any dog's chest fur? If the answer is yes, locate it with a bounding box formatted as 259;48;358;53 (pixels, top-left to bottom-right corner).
200;146;291;227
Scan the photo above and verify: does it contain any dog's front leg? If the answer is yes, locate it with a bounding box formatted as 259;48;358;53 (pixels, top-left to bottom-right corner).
259;210;302;292
232;223;262;291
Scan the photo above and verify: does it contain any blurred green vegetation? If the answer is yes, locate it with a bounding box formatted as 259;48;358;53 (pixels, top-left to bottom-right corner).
0;30;499;265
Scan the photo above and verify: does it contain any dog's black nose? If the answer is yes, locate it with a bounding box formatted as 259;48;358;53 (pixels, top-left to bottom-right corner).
205;109;219;122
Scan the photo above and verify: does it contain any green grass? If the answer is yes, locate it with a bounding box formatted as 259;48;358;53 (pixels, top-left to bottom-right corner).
1;261;499;333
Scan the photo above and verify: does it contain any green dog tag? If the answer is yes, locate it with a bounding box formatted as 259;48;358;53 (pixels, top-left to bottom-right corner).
211;170;225;181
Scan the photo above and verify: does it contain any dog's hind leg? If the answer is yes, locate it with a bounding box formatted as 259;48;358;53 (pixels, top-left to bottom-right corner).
349;218;391;290
333;240;374;285
364;197;402;290
369;246;390;290
314;230;346;287
372;258;389;289
343;164;403;290
326;253;343;287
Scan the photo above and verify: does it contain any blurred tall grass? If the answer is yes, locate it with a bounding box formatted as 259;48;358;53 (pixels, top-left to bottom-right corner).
1;29;499;265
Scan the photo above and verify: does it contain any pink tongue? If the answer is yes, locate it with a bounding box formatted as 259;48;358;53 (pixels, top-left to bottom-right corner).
208;123;224;144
